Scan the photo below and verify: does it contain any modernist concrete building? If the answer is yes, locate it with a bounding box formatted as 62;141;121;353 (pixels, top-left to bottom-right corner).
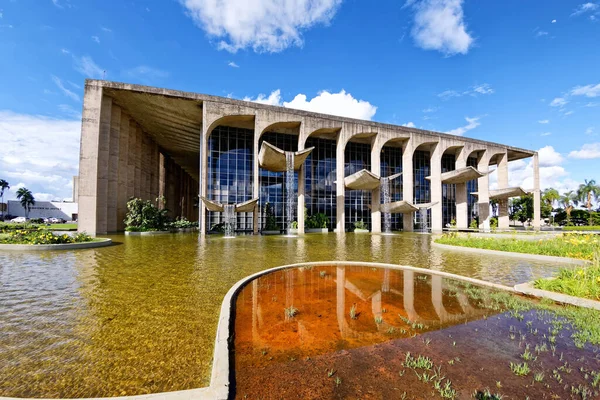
77;80;541;235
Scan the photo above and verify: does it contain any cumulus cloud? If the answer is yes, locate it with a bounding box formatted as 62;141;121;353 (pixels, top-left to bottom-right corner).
51;75;80;102
549;97;567;107
180;0;342;53
0;111;80;201
403;122;416;128
446;116;480;136
568;143;600;159
407;0;474;56
243;89;378;120
571;83;600;98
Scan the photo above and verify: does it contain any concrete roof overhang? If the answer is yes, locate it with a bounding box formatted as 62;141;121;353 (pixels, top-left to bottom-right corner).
425;166;488;184
344;169;381;190
258;141;314;172
200;197;259;212
381;200;419;214
471;187;530;200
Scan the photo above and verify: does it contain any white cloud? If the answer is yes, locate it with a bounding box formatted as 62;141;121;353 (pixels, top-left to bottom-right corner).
61;48;70;54
403;122;416;128
180;0;342;53
73;55;105;78
586;127;595;135
101;26;112;32
227;61;239;68
571;2;599;17
568;143;600;159
407;0;474;56
422;107;438;113
538;119;550;124
52;0;62;8
586;102;599;107
549;97;567;107
91;35;100;44
535;30;549;37
540;132;552;137
243;89;282;106
438;89;461;100
472;83;494;95
122;66;169;84
58;104;82;119
538;145;564;167
571;83;600;98
243;89;378;120
552;19;557;23
563;110;574;116
51;75;80;102
0;111;80;201
446;116;480;136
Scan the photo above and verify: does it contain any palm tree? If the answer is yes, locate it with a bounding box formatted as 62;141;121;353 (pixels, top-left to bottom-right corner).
560;191;578;224
542;188;560;209
577;179;600;225
0;179;9;219
16;187;35;219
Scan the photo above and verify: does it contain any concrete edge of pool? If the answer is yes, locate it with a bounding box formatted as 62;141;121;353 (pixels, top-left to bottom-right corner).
0;238;113;251
0;261;521;400
431;241;590;265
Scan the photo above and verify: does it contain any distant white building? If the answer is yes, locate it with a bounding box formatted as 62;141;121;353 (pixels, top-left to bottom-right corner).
6;201;78;221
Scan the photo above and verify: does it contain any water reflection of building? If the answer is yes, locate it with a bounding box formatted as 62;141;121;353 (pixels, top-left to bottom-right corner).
237;266;487;353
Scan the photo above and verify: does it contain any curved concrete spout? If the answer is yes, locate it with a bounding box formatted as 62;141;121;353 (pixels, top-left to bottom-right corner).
425;166;488;184
258;141;314;172
200;197;259;212
471;187;529;200
344;169;402;190
381;200;419;214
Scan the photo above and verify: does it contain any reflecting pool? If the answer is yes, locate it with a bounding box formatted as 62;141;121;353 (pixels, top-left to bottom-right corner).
0;233;574;397
233;265;600;399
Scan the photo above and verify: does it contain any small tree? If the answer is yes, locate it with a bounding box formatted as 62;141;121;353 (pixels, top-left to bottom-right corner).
124;197;169;231
576;179;600;226
16;187;35;218
560;190;578;224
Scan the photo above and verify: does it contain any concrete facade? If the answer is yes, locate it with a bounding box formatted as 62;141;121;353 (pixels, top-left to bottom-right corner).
78;80;539;235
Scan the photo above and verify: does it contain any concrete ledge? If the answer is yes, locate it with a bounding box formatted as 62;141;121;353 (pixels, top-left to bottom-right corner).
0;238;112;251
125;231;171;236
514;282;600;311
431;241;590;265
353;229;370;233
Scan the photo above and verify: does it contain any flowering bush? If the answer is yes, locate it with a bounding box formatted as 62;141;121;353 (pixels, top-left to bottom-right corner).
0;227;92;245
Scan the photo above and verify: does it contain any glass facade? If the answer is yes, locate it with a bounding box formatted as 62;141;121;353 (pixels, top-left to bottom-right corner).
206;126;254;232
304;137;337;230
441;153;456;227
467;156;479;225
380;145;403;231
258;132;298;231
345;142;371;230
413;150;431;230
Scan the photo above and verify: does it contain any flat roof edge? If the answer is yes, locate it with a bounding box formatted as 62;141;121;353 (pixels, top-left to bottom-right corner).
86;79;536;157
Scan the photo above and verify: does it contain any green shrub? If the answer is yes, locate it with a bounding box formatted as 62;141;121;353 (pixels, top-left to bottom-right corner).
124;197;169;232
469;219;478;229
168;217;197;229
291;220;298;229
353;220;368;230
0;227;92;244
264;202;278;231
306;213;329;229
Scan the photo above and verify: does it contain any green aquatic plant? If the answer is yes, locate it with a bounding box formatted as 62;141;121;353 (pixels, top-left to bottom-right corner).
319;270;327;278
327;368;336;377
510;362;530;377
334;376;342;387
533;372;544;382
349;304;358;320
375;316;383;324
403;352;433;370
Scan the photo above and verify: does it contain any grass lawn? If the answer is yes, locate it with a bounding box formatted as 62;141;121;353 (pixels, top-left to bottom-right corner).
563;226;600;231
435;233;600;261
534;263;600;301
42;223;78;230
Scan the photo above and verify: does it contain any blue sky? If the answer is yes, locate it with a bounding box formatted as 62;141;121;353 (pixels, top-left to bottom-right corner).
0;0;599;202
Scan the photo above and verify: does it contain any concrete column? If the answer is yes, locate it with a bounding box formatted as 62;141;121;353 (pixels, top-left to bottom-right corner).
200;132;209;235
141;133;149;200
454;149;467;229
335;134;345;233
159;153;166;203
253;123;260;235
134;124;142;199
95;96;112;234
533;152;541;230
497;152;509;229
127;120;136;202
402;139;414;232
370;140;381;233
430;144;443;233
297;135;305;235
477;153;490;232
107;104;121;232
77;84;103;235
117;112;130;231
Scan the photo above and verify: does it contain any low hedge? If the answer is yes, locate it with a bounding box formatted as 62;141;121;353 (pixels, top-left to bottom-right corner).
563;226;600;231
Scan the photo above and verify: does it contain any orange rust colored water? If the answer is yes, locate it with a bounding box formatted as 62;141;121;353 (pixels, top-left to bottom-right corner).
233;265;600;399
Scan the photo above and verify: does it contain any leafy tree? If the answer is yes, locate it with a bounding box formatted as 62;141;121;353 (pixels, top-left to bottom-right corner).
124;197;169;231
0;179;9;218
509;195;533;224
16;187;35;218
542;188;560;209
576;179;600;225
560;190;578;224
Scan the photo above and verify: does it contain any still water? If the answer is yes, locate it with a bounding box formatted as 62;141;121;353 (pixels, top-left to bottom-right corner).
0;233;569;397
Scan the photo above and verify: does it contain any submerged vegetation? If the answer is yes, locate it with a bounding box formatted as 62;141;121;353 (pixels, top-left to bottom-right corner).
436;232;600;261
